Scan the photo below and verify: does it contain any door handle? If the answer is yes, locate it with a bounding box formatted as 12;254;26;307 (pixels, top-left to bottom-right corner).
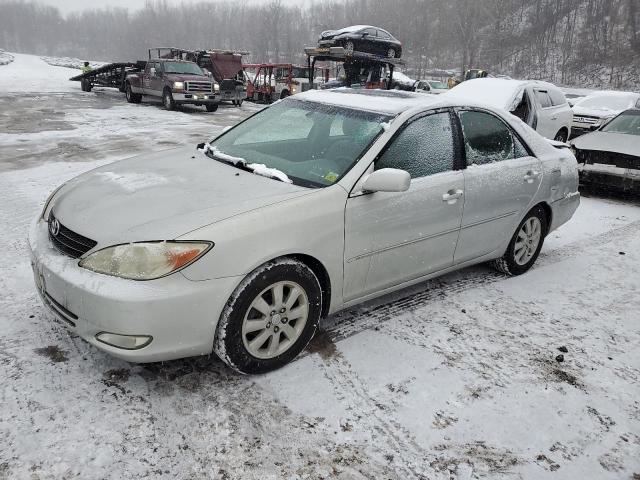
524;170;540;183
442;189;464;204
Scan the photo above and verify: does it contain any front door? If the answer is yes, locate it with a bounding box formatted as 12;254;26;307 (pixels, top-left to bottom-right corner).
344;110;465;301
453;108;543;263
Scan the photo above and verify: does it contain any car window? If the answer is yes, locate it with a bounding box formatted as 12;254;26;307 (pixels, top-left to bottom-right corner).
363;28;377;37
459;110;516;165
601;112;640;136
513;135;530;158
534;90;553;108
377;29;391;39
548;88;567;106
375;112;454;179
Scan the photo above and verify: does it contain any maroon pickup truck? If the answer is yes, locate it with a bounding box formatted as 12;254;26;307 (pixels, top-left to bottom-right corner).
124;59;220;111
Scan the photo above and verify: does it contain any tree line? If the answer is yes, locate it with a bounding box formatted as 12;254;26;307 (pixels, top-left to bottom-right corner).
1;0;639;89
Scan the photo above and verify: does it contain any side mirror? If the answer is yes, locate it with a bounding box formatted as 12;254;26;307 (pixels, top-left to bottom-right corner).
362;168;410;193
150;67;156;76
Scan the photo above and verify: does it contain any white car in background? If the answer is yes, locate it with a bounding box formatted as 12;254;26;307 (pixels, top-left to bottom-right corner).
29;89;579;374
570;91;640;138
415;79;449;94
447;78;574;142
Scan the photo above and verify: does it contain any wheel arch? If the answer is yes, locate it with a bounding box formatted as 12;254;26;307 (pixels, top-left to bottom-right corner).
533;201;552;236
287;254;332;319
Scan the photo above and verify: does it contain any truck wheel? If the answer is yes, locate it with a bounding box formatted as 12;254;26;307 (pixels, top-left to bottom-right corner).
205;104;218;112
280;90;290;100
163;88;176;110
125;83;141;103
213;257;322;374
236;99;243;107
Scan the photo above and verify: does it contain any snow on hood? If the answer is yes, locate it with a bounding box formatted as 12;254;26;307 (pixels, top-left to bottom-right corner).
572;104;621;118
571;131;640;158
321;25;371;37
572;92;638;115
200;143;293;183
445;78;526;112
49;147;309;246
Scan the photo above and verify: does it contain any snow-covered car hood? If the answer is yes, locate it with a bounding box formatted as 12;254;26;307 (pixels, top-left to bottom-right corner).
571;131;640;157
48;147;312;246
320;25;370;38
572;105;620;119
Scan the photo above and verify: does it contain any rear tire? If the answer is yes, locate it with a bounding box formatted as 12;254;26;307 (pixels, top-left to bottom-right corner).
280;90;290;99
162;88;175;110
554;129;568;143
387;48;397;58
125;82;141;103
492;206;547;276
205;104;218;112
213;258;322;374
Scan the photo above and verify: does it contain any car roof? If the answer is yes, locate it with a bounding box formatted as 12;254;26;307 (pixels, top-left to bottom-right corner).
294;88;441;115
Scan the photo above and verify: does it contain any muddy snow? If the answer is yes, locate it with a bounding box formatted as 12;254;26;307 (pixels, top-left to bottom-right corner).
1;53;639;480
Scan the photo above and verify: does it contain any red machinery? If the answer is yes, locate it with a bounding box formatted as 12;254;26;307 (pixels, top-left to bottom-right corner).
243;63;329;103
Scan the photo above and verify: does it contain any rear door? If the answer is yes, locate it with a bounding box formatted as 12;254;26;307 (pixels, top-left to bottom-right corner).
532;88;555;139
453;108;543;263
343;109;465;301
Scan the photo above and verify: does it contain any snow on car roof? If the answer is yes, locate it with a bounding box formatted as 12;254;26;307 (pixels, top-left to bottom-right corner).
445;78;557;111
294;88;440;115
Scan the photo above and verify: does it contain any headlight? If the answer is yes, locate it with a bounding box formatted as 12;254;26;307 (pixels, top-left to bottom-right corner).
213;83;220;92
173;81;184;90
41;184;65;219
79;241;212;280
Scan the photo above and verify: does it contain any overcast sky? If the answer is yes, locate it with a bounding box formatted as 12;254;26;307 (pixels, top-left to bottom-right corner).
40;0;311;15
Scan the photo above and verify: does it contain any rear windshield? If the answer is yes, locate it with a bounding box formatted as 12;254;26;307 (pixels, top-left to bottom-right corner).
601;112;640;136
207;99;391;188
163;62;204;75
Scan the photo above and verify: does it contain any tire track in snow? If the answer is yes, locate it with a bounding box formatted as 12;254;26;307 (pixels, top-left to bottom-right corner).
315;350;431;479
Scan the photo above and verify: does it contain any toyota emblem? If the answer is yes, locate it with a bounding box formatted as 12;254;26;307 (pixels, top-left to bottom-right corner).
49;218;60;237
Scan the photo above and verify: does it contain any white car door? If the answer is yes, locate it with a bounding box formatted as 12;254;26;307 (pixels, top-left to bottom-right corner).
453;108;543;263
343;110;465;301
532;88;556;139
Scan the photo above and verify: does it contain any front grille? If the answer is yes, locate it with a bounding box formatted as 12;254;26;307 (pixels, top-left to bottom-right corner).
48;214;97;258
582;150;640;169
185;81;213;93
574;115;599;124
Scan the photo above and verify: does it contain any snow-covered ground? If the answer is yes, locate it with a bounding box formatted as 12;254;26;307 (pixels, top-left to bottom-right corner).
1;53;640;480
0;50;14;66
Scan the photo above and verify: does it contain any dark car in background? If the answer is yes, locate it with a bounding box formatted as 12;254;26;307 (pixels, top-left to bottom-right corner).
571;109;640;193
318;25;402;58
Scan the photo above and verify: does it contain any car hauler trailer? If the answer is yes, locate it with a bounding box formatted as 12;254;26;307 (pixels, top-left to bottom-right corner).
243;63;330;103
149;47;248;106
69;61;146;92
303;46;405;90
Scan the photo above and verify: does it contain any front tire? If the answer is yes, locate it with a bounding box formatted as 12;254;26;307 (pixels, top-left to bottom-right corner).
492;206;547;276
162;88;175;110
205;104;218;112
387;48;397;58
214;258;322;374
343;40;355;55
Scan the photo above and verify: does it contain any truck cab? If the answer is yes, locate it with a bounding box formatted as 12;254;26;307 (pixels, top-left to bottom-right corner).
125;59;220;111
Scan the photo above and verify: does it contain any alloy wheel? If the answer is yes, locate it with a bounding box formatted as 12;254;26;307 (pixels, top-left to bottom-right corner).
514;217;542;265
241;281;309;359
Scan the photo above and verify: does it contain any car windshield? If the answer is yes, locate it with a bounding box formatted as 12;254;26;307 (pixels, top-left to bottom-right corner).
576;95;635;110
429;80;448;89
206;99;391;188
601;112;640;136
163;62;204;75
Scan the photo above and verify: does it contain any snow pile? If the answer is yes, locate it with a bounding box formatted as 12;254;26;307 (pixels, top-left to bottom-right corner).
0;50;14;66
392;71;416;88
200;144;292;183
40;56;106;70
245;163;292;183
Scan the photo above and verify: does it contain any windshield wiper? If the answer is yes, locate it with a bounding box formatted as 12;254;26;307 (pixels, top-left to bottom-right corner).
197;143;292;183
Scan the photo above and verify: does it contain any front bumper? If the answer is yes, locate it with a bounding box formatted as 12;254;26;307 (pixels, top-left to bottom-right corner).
173;92;219;105
579;163;640;192
570;124;598;138
28;219;241;362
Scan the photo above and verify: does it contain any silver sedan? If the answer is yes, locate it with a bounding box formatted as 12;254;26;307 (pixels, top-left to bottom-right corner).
29;89;580;373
